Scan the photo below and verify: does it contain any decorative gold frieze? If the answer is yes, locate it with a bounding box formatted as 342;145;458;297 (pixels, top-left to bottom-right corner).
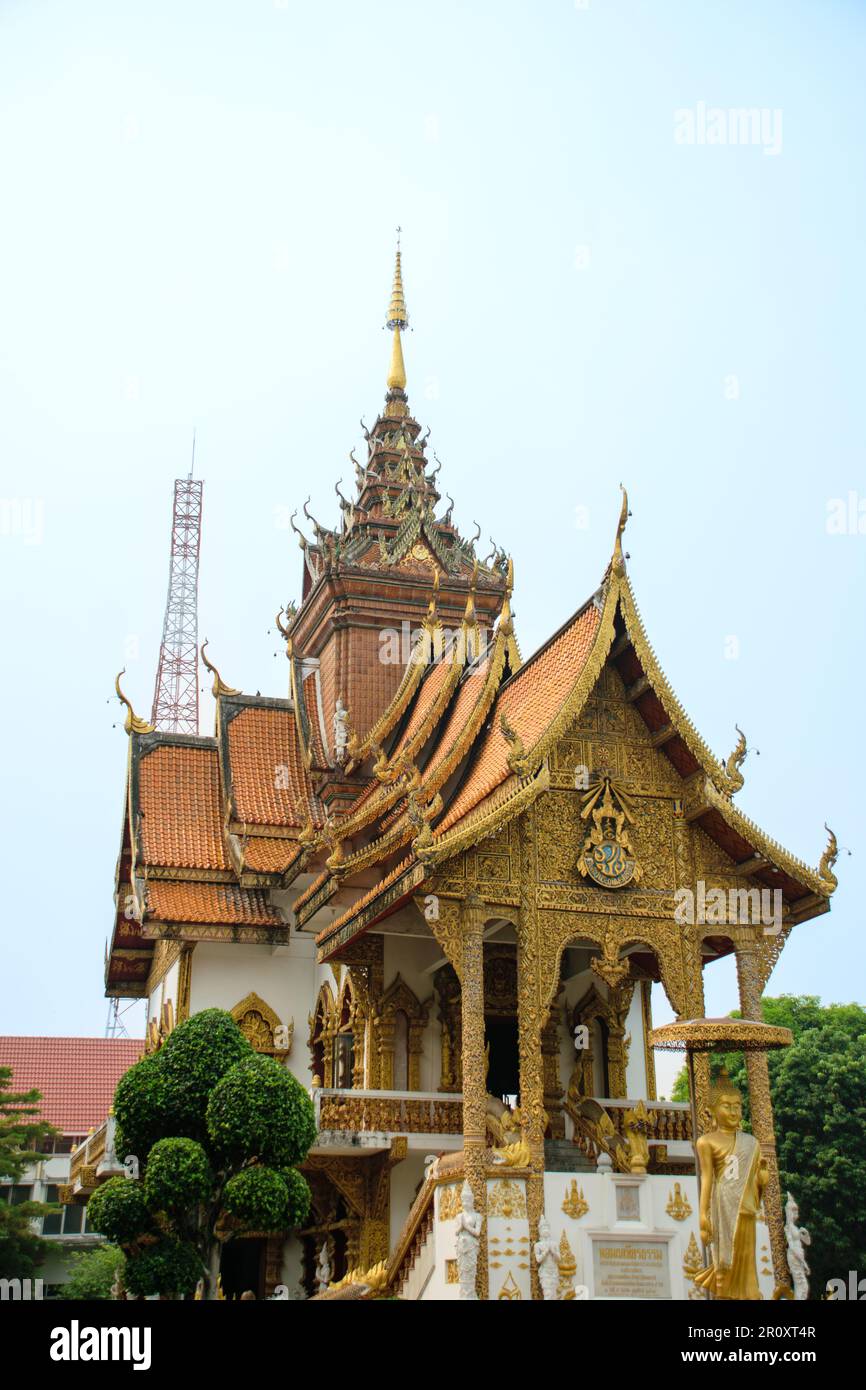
438;1183;463;1221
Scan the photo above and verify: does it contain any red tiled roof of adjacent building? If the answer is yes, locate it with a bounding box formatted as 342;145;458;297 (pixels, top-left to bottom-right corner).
0;1036;143;1135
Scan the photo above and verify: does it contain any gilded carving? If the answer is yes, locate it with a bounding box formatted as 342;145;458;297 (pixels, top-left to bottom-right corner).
561;1180;589;1219
487;1178;527;1219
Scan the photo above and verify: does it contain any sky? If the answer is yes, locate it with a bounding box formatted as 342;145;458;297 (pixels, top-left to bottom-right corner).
0;1;864;1096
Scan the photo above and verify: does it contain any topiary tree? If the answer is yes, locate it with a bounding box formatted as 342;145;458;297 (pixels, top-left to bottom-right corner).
88;1010;316;1299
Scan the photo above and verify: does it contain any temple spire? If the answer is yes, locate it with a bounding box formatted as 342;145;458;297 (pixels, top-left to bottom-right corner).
385;230;409;393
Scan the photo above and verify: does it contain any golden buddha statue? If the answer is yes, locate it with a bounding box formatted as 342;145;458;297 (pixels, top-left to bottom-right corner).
693;1070;768;1300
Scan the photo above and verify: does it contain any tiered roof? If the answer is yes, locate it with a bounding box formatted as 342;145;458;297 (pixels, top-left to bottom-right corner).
308;494;838;961
105;256;838;997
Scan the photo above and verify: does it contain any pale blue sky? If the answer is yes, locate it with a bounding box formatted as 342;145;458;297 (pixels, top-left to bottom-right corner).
1;2;864;1093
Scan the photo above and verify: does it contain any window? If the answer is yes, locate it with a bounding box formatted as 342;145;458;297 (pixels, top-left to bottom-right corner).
41;1185;85;1236
3;1184;33;1206
0;1184;32;1206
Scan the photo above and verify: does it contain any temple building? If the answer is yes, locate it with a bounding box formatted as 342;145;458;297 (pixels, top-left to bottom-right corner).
90;247;838;1300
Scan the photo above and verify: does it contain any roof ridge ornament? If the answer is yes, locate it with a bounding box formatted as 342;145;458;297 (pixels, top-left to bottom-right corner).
498;556;515;636
612;484;631;574
386;230;409;393
723;725;749;792
200;640;241;698
115;670;155;736
818;824;839;891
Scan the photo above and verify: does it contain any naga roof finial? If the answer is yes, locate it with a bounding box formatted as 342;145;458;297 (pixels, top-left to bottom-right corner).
426;568;441;622
724;725;749;791
386;230;409;393
819;824;839;892
613;484;630;572
499;556;515;636
200;640;241;698
115;670;155;736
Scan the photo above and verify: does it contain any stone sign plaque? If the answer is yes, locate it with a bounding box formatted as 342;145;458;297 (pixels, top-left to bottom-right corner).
591;1237;671;1299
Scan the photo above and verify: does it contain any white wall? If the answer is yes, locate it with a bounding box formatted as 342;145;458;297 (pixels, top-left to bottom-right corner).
187;936;318;1086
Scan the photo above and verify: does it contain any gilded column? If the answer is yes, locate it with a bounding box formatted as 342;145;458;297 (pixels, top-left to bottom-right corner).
674;801;710;1127
517;810;548;1299
734;931;788;1291
460;891;488;1298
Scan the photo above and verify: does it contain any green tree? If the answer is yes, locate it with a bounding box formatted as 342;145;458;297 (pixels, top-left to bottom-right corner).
64;1244;125;1300
0;1066;58;1279
88;1010;315;1299
672;995;866;1293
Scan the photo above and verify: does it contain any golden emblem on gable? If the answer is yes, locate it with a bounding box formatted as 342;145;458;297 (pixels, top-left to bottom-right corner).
578;773;642;889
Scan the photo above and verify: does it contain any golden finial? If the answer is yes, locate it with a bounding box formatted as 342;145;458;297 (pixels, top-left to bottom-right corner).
612;484;630;572
499;557;515;636
724;725;748;789
386;230;409;393
298;817;316;846
426;569;440;622
819;824;839;892
463;557;479;625
200;641;241;698
114;670;155;735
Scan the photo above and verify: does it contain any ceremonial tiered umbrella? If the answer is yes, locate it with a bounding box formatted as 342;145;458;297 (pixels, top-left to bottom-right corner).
649;1017;793;1151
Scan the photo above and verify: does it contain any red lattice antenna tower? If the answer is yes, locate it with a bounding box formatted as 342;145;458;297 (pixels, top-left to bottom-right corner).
151;445;203;734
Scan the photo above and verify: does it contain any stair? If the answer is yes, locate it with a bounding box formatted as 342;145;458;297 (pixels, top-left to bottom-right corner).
544;1139;596;1173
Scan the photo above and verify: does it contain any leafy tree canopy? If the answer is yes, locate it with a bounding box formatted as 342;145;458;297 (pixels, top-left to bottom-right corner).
87;1011;315;1299
0;1066;59;1279
64;1244;125;1301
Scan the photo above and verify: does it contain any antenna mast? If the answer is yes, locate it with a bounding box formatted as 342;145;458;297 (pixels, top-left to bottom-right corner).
151;454;203;734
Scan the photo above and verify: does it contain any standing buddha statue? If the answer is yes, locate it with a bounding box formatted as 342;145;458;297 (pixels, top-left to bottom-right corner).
694;1070;768;1300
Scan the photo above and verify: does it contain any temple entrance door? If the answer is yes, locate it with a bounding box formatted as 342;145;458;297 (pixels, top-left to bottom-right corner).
220;1237;266;1299
485;1016;520;1103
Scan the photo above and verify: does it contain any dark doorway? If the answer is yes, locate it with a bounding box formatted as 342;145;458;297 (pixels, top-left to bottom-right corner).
220;1238;265;1300
484;1016;520;1101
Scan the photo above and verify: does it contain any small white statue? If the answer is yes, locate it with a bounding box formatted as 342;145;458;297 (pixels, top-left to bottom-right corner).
533;1215;561;1301
785;1192;811;1301
455;1181;483;1300
315;1241;332;1293
333;697;350;764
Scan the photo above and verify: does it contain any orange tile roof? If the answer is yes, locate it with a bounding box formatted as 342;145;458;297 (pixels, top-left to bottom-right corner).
423;658;492;781
146;881;282;926
293;869;330;912
301;669;329;767
0;1036;143;1135
226;704;321;829
436;600;601;834
138;744;229;871
391;654;455;756
316;854;417;943
240;837;303;875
